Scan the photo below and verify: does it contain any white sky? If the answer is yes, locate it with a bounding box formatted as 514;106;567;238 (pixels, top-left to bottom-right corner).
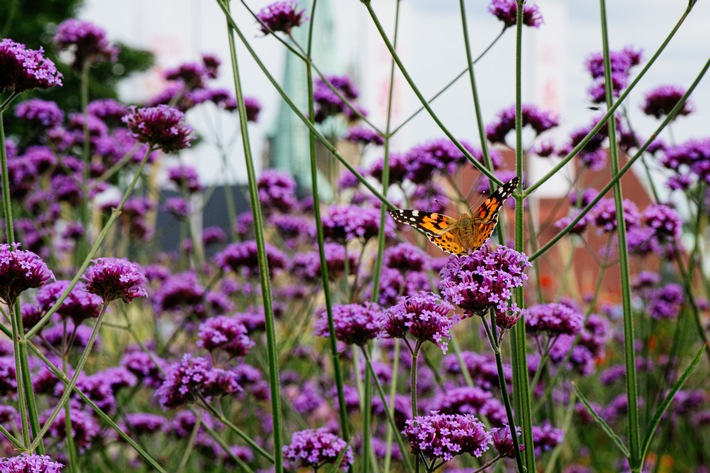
82;0;710;185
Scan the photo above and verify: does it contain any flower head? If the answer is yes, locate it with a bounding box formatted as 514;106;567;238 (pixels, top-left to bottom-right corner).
647;283;683;320
54;19;118;69
0;38;63;92
486;104;559;145
488;0;543;28
439;245;529;317
283;428;353;470
403;412;491;462
83;257;147;303
15;99;64;128
167;165;203;193
321;205;393;242
492;425;524;458
524;302;584;336
122;105;195;153
36;280;103;322
0;243;55;304
257;1;307;35
314;302;383;346
642;84;693;119
345;126;384;146
381;292;455;352
213;240;288;277
592;198;641;233
197;316;254;357
258;169;298;213
0;453;64;472
313;75;364;123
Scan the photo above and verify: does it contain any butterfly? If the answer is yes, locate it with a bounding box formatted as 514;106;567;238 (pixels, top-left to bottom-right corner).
389;177;520;256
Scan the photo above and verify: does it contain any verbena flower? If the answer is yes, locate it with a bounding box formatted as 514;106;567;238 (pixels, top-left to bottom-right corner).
15;98;64;128
152;271;204;313
121;413;167;435
122;105;195;153
214;240;287;277
283;428;353;471
0;453;64;472
257;1;307;35
0;39;63;92
54;19;118;69
439;245;529;317
384;242;429;272
403;138;475;184
585;47;642;81
442;351;512;391
87;98;129;122
488;0;543;28
532;421;564;455
0;356;18;396
83;257;147;303
647;283;683;319
258;169;298;213
321;205;393;242
35;280;102;322
0;243;55;304
642;204;682;243
197;316;254;357
291;243;357;282
164;61;208;89
431;386;505;419
486;104;559;145
367;152;409;184
492;425;524;458
642;84;693;119
120;348;166;388
168;165;203;193
403;412;491;462
592;198;641;233
156;354;242;409
164;197;191;220
524;302;584;336
381;291;455;353
345;126;384;146
313;302;383;346
313;75;364;123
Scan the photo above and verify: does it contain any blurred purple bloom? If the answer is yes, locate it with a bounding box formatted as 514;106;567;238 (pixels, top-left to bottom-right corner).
0;243;55;303
168;165;203;193
439;245;529;317
87;98;129;122
0;38;63;92
647;283;683;320
585;47;642;80
123;105;195;153
0;453;64;472
84;257;147;303
643;204;682;243
642;84;693;119
258;169;298;213
442;350;512;390
164;61;208;89
0;357;17;396
486;104;559;145
198;316;254;357
291;243;357;282
42;406;100;452
54;19;118;69
384;242;429;272
313;75;364;123
404;139;475;184
592;198;641;233
525;302;584;336
488;0;543;28
121;413;167;435
120;348;166;388
492;425;524;458
164;197;191;220
202;226;227;245
532;421;564;455
381;291;455;352
152;270;204;313
313;302;383;346
15;98;64;128
257;1;307;35
403;412;491;461
367;152;409;184
214;240;287;277
321;204;394;242
283;428;353;471
345;126;384;146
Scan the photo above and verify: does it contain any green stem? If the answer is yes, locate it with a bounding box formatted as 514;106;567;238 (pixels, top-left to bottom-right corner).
512;2;534;470
78;60;92;263
221;2;283;470
599;0;640;468
175;409;202;473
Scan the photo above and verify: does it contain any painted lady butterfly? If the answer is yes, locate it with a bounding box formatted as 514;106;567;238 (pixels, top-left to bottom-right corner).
389;177;519;256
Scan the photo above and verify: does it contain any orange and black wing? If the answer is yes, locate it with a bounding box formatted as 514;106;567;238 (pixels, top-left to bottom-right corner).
470;177;519;249
388;209;467;255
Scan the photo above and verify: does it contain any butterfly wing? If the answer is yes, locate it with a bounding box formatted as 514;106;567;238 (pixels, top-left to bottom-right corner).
470;177;520;249
389;209;467;255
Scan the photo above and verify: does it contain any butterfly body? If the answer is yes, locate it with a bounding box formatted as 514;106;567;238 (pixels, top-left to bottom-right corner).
389;177;519;256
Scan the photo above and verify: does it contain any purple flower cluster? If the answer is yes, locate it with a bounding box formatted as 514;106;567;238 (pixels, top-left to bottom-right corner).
83;257;147;303
488;0;543;28
525;302;584;336
54;19;118;69
0;38;63;92
442;351;512;391
486;104;559;145
403;412;491;461
584;47;642;103
642;85;693;119
291;243;357;282
168;165;203;193
313;302;383;346
36;280;103;323
321;205;393;242
661;138;710;190
647;283;684;320
257;1;307;35
197;316;254;357
381;292;455;352
549;312;611;375
439;245;530;317
87;98;129;121
122;105;195;153
0;243;55;304
592;198;641;233
213;240;288;277
403;138;473;184
313;75;364;123
156;354;242;409
283;428;353;470
344;126;384;146
0;453;64;472
258;169;298;213
15;98;64;128
532;421;564;455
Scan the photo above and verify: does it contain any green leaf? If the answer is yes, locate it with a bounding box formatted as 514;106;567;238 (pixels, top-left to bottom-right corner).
572;383;631;458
